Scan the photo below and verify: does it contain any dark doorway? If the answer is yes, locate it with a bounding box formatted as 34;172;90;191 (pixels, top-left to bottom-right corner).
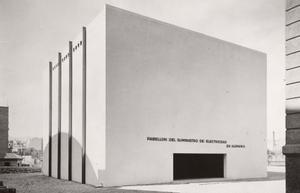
173;153;224;180
4;162;10;166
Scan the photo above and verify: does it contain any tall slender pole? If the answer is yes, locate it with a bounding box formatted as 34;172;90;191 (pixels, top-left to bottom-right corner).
273;131;276;148
58;53;62;179
68;41;73;181
82;27;87;184
49;62;52;177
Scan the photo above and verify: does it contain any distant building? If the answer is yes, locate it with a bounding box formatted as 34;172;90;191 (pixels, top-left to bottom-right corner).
7;137;43;167
9;139;26;154
0;153;23;167
22;155;34;167
0;106;8;158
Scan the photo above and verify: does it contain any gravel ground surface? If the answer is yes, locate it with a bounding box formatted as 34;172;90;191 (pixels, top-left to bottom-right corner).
0;173;167;193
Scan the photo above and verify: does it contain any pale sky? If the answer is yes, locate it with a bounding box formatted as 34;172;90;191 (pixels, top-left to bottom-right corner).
0;0;285;145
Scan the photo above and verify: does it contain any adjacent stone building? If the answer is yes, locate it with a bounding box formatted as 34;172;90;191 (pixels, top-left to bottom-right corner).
284;0;300;192
0;107;22;167
0;107;8;158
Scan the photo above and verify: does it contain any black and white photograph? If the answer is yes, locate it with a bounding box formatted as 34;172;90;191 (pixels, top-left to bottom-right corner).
0;0;289;192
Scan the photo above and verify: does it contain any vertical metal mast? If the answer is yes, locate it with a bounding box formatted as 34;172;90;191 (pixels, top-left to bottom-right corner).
68;41;73;181
82;27;87;184
49;61;52;177
57;53;62;179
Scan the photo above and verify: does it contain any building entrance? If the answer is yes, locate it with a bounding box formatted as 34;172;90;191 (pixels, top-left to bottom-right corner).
173;153;224;180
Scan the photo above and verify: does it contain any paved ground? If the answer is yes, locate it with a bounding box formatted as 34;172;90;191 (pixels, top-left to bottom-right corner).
121;166;286;193
122;180;285;193
0;166;285;193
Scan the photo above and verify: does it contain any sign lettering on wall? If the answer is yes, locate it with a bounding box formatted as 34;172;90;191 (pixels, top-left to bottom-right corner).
146;136;245;148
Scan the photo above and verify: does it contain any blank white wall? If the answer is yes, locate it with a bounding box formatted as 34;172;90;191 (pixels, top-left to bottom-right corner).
86;9;106;186
72;35;83;183
61;50;69;180
105;5;266;186
51;66;58;178
42;65;49;175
